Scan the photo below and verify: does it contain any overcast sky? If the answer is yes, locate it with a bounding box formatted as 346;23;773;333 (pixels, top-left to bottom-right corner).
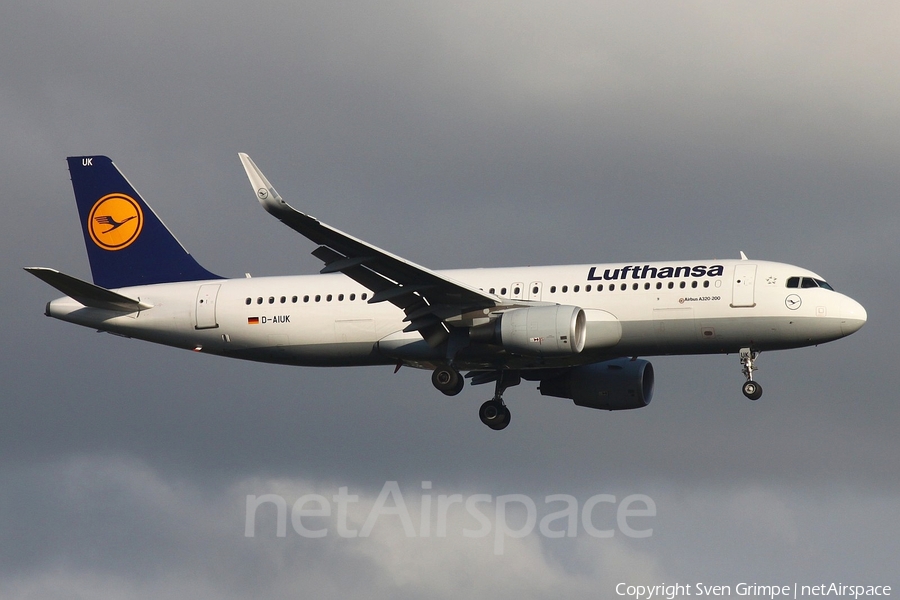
2;1;898;598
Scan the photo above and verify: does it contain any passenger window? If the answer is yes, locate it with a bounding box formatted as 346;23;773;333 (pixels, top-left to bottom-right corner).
598;284;604;292
691;281;698;288
573;285;580;293
667;282;674;289
268;297;275;304
315;295;321;302
303;295;310;303
257;297;263;304
561;286;568;293
513;286;521;295
644;283;651;290
703;281;710;288
327;294;333;302
280;296;286;303
632;283;638;290
361;293;368;300
620;283;627;291
292;296;298;303
245;298;251;305
350;293;356;301
586;285;592;292
679;282;686;289
656;282;662;290
500;288;507;295
549;286;556;293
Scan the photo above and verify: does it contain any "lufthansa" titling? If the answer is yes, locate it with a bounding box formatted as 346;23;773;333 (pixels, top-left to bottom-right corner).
587;264;725;281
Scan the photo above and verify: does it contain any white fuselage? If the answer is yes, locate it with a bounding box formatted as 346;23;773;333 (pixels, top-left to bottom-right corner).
45;259;867;371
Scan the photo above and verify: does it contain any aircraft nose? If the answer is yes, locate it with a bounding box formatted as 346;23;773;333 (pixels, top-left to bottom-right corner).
840;296;867;336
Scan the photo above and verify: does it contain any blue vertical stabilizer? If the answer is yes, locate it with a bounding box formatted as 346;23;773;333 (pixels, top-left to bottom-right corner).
68;156;221;288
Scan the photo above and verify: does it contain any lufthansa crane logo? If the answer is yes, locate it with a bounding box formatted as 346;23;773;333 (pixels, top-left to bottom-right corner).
88;194;144;251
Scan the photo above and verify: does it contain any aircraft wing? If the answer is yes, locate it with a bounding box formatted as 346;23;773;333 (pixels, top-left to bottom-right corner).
239;153;502;346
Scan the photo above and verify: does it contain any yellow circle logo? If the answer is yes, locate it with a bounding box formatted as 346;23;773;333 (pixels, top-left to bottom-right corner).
88;194;144;251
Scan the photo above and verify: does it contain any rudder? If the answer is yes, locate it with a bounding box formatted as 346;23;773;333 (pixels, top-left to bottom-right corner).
68;156;221;288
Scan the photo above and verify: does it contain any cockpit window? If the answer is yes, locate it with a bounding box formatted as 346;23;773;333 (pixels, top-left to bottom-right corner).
787;276;834;291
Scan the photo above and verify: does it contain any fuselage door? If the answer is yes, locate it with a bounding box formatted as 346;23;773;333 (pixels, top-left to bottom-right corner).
195;284;221;329
511;282;524;300
731;264;757;308
528;281;543;301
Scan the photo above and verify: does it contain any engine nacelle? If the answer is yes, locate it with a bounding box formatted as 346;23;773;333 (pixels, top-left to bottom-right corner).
539;358;654;410
497;305;586;356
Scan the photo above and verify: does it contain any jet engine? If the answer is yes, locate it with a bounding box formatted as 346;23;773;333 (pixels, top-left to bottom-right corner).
539;358;654;410
479;305;586;356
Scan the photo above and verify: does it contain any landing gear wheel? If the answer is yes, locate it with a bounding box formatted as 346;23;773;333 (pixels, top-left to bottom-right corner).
742;380;762;401
432;367;463;396
738;347;763;401
476;370;519;430
479;399;511;430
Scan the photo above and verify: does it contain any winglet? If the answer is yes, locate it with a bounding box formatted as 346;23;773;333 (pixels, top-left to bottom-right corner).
25;267;152;312
238;153;293;217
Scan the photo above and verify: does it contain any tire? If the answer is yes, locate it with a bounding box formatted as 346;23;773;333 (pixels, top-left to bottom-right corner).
742;381;763;401
432;368;463;396
479;400;510;430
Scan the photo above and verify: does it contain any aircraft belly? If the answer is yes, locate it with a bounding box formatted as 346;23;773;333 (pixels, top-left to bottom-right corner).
224;342;390;367
217;305;394;366
614;315;845;356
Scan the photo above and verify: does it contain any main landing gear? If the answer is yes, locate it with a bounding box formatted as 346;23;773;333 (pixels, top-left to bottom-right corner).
431;367;463;396
430;366;518;431
478;371;519;431
739;348;763;400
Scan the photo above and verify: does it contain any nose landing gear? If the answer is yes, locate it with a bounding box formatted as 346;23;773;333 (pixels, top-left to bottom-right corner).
739;348;763;400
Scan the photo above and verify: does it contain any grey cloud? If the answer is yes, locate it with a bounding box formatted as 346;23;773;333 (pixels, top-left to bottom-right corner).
2;1;898;597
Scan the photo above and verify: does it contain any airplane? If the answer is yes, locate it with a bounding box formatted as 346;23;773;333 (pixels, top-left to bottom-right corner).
26;155;868;430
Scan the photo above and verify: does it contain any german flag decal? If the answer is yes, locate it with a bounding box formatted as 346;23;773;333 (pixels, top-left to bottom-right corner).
248;316;259;325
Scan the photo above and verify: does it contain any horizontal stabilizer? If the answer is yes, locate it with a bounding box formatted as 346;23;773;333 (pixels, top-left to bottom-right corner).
24;267;152;312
